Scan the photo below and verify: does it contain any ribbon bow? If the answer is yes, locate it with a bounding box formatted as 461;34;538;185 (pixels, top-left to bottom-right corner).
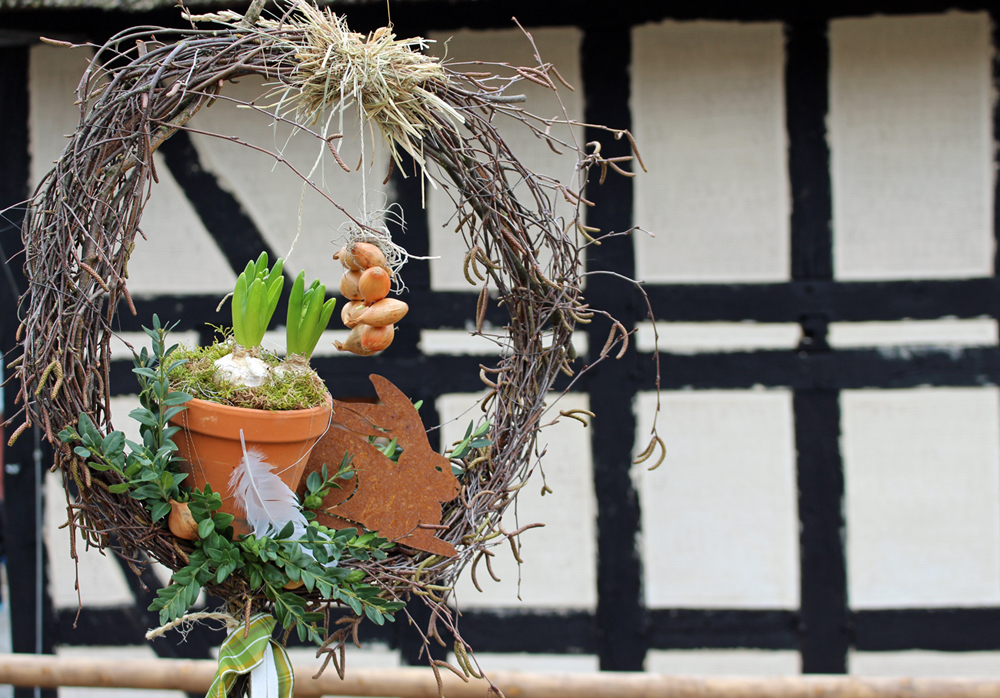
207;613;294;698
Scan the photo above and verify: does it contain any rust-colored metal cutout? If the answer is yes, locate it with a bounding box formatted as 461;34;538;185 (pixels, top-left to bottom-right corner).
301;375;459;557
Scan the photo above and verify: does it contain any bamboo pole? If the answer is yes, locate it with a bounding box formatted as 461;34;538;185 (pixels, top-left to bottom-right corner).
1;653;1000;698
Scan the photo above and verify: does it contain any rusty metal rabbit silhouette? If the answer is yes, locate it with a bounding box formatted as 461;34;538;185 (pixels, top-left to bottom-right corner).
300;375;460;557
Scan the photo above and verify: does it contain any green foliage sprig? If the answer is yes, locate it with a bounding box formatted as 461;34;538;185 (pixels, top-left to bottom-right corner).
59;315;192;521
449;420;492;460
302;454;355;513
150;512;404;640
233;252;284;349
286;271;337;358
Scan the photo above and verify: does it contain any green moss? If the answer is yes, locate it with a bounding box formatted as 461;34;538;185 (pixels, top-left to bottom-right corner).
169;341;328;411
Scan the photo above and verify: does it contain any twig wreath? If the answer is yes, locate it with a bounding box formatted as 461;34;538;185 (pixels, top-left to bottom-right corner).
8;0;661;690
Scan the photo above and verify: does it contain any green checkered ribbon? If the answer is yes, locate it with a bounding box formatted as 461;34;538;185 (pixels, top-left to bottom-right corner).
206;613;294;698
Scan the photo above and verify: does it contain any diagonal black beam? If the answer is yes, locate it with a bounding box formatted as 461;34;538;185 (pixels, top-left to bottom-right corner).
157;129;278;277
582;23;646;672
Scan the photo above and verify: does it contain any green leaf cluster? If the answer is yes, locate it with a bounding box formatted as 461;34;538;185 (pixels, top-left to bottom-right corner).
233;252;284;349
302;454;355;512
58;315;193;521
150;512;403;643
450;420;492;461
286;272;337;359
448;420;492;476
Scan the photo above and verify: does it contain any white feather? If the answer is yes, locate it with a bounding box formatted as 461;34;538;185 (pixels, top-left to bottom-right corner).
229;430;306;538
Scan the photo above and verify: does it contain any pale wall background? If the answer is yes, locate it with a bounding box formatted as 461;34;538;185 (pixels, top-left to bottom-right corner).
16;7;1000;688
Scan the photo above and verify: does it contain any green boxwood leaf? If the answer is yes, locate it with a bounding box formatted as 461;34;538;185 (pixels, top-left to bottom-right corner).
150;500;171;523
198;518;215;539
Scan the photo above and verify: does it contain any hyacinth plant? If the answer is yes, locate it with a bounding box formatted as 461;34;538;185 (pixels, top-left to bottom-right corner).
233;253;285;349
172;253;338;408
286;271;338;359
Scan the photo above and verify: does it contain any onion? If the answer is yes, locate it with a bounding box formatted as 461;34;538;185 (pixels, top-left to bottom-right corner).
359;266;391;304
349;242;388;270
339;270;364;301
357;298;408;327
340;300;367;328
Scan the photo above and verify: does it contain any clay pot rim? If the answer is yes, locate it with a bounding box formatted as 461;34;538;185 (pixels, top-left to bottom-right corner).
170;393;334;442
181;393;333;417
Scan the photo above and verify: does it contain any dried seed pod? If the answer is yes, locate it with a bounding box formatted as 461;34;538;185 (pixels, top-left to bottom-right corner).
168;499;198;541
339;270;364;301
334;246;362;271
360;324;394;353
341;300;367;329
349;242;388;270
357;298;409;327
359;266;391;305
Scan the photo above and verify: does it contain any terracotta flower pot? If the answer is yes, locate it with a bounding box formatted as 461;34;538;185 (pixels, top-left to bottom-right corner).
170;395;333;536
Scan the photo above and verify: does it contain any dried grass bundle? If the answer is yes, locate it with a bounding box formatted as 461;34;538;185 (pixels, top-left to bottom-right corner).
267;4;463;165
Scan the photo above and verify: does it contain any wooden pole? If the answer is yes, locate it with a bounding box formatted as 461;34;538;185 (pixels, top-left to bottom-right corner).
1;654;1000;698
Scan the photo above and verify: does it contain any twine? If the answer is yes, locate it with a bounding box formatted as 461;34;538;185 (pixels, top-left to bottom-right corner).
146;611;240;641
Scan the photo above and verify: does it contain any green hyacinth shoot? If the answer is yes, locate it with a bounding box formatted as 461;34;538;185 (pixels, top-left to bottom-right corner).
286;271;337;359
232;252;284;349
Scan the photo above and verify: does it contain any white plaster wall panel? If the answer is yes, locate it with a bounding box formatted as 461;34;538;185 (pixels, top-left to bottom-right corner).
636;322;802;354
45;468;135;609
449;652;599;673
829;13;994;280
108;394;143;445
189;75;389;286
108;331;201;362
426;28;584;291
127;153;237;295
646;649;800;675
828;318;998;349
29;46;235;296
419;328;588;357
28;44;92;188
635;390;799;609
442;392;596;609
56;646;186;698
850;650;1000;676
632;21;790;283
420;329;509;356
842;387;1000;608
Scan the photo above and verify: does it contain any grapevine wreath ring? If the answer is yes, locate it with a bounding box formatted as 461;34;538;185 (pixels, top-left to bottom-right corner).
8;0;660;683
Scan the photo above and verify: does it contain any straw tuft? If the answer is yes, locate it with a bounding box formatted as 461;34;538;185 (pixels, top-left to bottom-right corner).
267;4;463;167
